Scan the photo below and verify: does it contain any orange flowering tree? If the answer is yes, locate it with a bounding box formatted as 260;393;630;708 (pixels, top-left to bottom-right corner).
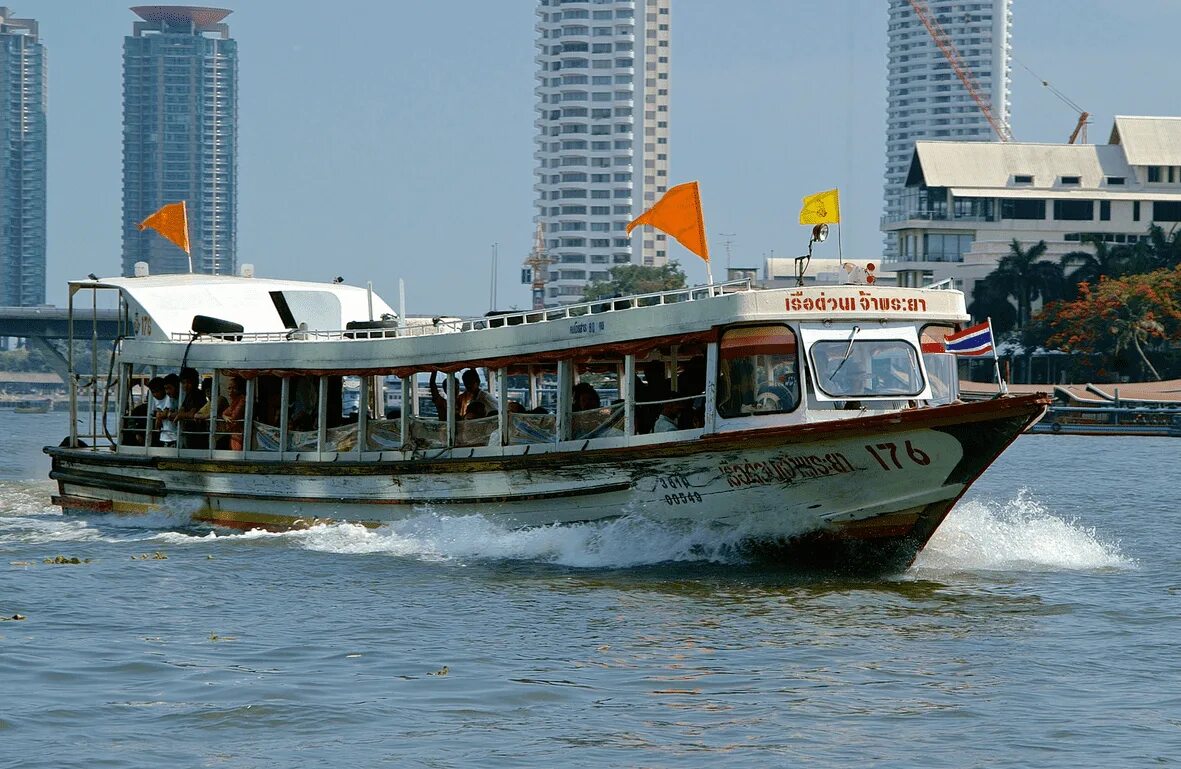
1037;266;1181;381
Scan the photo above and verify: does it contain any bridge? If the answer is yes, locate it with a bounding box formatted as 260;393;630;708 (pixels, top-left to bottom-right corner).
0;306;122;383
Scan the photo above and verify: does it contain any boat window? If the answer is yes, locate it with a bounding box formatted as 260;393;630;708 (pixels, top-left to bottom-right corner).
919;324;959;405
717;325;800;418
573;359;624;439
809;339;924;398
506;364;557;444
634;344;706;433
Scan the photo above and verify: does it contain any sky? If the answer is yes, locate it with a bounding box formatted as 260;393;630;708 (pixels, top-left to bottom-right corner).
18;0;1181;314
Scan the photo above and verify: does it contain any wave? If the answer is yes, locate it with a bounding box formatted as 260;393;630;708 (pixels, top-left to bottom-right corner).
912;488;1132;573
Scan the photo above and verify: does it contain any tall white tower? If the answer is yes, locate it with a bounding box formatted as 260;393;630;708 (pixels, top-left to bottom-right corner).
882;0;1011;258
534;0;671;305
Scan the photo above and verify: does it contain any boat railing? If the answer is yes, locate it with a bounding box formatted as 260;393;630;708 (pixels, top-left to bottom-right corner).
169;278;754;343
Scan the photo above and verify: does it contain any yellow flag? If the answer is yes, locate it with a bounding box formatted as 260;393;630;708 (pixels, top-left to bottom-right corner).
626;181;710;262
799;188;840;225
138;201;190;255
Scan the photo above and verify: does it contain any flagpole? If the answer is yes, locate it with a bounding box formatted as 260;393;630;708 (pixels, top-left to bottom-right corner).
988;316;1007;395
837;222;844;266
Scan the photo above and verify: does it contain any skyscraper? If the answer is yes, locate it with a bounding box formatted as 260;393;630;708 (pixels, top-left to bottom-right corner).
882;0;1011;258
534;0;671;305
122;6;236;277
0;7;46;307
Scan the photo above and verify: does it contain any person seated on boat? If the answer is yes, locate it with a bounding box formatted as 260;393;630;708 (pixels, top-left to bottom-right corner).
148;376;177;447
486;401;526;447
653;397;682;433
635;359;671;433
464;400;488;420
678;356;707;428
289;375;318;432
122;401;149;447
175;367;209;449
716;360;756;419
218;377;247;451
572;381;601;412
458;368;499;417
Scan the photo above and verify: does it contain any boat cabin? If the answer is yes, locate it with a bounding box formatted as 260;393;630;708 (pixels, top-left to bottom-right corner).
64;274;968;462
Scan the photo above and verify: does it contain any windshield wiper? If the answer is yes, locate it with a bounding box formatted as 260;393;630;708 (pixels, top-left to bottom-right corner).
828;325;860;381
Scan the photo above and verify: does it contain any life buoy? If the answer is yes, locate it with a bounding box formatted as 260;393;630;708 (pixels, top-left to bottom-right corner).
1051;421;1062;433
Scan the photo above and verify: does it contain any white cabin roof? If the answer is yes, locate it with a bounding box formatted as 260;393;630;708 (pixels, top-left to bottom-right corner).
74;274;397;338
908;140;1133;190
1109;116;1181;166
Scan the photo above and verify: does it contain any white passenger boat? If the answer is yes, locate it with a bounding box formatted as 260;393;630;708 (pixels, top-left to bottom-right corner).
46;271;1048;570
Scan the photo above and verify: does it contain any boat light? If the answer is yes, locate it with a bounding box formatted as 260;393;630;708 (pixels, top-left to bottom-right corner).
240;263;255;278
134;261;150;278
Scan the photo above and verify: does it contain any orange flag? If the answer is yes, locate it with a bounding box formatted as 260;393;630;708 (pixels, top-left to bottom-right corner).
138;201;190;255
626;181;710;262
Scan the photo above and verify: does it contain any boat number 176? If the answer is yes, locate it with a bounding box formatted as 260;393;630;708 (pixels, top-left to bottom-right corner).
864;441;930;471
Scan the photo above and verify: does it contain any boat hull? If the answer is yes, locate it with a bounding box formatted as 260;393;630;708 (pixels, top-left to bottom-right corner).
47;395;1048;570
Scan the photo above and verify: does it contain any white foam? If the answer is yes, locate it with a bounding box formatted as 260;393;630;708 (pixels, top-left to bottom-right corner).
156;513;745;568
912;488;1132;573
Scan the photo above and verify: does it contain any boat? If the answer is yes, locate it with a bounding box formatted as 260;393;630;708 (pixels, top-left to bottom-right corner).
14;398;52;414
961;380;1181;437
45;269;1048;570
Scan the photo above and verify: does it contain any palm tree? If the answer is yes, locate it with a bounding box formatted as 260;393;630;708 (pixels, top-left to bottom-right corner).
968;274;1017;335
1059;235;1131;296
988;240;1064;328
1140;223;1181;270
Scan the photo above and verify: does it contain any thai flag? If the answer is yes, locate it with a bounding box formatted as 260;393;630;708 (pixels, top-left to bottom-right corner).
945;320;994;356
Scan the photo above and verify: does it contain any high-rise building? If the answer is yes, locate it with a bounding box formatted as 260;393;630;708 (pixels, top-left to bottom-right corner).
122;6;236;277
533;0;670;305
0;7;46;307
882;0;1011;259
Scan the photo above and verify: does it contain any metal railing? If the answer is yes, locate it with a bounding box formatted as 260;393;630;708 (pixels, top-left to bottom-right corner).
170;278;754;344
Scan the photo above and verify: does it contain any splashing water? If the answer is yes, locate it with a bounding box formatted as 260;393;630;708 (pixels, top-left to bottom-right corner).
913;488;1132;573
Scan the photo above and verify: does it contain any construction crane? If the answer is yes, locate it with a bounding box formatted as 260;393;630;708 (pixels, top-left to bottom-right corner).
1015;59;1090;143
906;0;1014;142
522;223;555;311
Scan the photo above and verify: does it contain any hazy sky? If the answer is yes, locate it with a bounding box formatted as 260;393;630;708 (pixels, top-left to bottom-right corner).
20;0;1181;313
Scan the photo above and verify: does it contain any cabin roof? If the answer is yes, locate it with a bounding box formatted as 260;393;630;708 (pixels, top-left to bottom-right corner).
73;274;398;338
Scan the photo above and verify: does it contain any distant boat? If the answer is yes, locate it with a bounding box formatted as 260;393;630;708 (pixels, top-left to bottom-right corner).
14;398;52;414
962;379;1181;437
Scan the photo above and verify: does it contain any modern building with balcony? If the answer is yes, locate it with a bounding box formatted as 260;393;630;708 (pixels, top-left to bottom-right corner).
882;116;1181;297
884;0;1011;259
534;0;671;305
121;5;236;277
0;7;46;308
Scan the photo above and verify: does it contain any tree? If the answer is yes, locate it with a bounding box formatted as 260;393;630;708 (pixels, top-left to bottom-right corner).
1138;223;1181;271
1038;266;1181;381
581;262;687;301
985;239;1064;328
967;274;1017;335
1059;234;1133;296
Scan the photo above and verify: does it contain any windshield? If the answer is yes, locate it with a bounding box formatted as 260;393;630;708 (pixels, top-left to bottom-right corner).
809;339;924;398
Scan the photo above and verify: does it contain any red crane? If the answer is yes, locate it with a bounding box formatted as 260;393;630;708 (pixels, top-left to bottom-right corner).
906;0;1014;142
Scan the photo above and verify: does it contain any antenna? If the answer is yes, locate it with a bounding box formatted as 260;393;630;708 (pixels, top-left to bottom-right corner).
719;233;736;270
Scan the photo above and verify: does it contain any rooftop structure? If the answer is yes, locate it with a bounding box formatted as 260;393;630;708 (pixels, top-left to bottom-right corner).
121;5;237;277
882;116;1181;296
884;0;1011;259
0;7;46;308
533;0;671;305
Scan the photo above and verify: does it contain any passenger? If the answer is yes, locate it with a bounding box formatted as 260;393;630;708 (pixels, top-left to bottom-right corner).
218;377;247;451
458;368;499;417
572;381;601;411
122;401;149;447
653;398;682;433
289;376;318;431
148;376;177;447
428;371;449;421
175;367;208;448
717;359;756;418
464;400;488;420
635;359;671;433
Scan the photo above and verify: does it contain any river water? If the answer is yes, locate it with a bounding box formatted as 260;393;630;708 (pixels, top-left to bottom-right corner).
1;412;1178;768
